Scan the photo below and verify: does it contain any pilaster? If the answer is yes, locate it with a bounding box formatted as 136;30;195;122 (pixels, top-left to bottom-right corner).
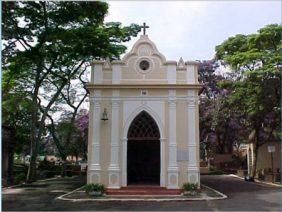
167;90;179;189
89;90;101;183
187;90;200;185
122;138;127;187
108;90;121;188
160;138;166;187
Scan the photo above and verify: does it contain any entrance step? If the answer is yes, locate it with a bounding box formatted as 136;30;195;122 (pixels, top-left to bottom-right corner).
106;186;182;195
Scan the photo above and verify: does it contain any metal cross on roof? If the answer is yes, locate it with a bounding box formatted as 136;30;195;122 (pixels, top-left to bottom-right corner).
141;22;149;35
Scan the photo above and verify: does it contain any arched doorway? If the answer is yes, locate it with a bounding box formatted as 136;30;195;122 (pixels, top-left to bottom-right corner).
127;111;160;185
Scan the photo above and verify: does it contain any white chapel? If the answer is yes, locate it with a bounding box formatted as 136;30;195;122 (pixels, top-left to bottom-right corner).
87;25;201;189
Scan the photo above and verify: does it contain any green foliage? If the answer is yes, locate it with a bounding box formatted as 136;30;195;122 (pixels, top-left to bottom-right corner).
231;155;246;169
84;183;105;194
216;24;281;73
215;24;280;177
215;24;281;143
2;1;141;182
2;90;34;154
182;182;198;191
208;166;225;175
13;172;26;185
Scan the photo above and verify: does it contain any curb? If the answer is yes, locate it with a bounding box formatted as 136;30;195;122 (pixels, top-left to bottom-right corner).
228;174;282;188
201;185;227;199
55;184;227;202
56;186;85;201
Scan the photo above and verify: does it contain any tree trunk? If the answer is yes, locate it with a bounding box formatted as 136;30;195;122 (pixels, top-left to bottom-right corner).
26;153;37;183
75;153;78;162
26;128;40;183
46;114;68;177
216;132;224;153
26;69;68;183
251;144;259;179
61;156;67;177
223;132;228;153
26;124;39;183
26;65;41;183
7;127;15;185
83;140;87;160
250;128;260;179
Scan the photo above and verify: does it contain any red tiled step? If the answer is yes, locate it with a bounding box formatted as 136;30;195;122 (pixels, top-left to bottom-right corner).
106;186;182;195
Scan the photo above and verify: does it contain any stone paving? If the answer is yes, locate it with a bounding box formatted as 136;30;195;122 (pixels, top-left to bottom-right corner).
2;175;282;211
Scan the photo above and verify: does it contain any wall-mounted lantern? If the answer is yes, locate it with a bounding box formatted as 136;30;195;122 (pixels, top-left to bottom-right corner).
101;108;108;121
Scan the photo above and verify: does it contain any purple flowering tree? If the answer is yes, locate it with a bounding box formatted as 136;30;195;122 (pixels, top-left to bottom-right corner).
74;112;89;159
199;60;248;164
46;109;89;165
75;112;89;138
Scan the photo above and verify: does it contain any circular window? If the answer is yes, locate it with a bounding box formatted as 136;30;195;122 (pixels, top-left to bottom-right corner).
139;60;150;71
135;58;153;74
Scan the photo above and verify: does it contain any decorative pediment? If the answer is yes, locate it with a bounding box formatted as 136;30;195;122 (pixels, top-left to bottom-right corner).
122;35;166;65
90;33;200;85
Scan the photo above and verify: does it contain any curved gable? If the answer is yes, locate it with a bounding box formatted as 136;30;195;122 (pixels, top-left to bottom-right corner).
90;34;199;85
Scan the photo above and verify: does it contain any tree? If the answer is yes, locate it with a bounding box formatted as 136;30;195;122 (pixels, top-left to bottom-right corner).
45;109;88;164
46;65;88;168
215;24;281;178
198;60;220;161
198;59;223;99
2;1;141;182
198;60;241;159
74;111;89;160
2;68;34;184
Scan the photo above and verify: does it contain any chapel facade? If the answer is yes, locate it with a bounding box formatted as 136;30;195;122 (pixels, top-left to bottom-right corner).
87;31;201;189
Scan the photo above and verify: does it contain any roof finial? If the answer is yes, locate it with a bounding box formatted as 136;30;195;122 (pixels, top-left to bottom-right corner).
141;22;149;35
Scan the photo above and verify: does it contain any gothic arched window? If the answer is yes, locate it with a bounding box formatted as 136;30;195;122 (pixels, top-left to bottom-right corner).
127;111;160;140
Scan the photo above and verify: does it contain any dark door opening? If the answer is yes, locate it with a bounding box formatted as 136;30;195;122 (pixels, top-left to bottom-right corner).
127;140;160;185
127;111;160;185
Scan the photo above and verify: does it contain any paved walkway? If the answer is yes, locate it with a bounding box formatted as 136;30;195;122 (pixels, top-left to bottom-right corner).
2;176;86;211
2;175;282;211
201;175;282;211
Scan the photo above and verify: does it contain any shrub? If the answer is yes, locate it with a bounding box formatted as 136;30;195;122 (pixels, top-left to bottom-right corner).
182;182;198;191
65;170;73;177
84;183;105;194
14;173;26;185
209;165;225;175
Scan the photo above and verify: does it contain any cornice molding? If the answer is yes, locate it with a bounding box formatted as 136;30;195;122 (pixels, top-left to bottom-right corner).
86;83;202;90
185;61;200;66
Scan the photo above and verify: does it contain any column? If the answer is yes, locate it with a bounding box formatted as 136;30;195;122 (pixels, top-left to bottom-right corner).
108;90;121;188
89;90;101;183
187;90;200;186
160;138;166;187
122;138;127;187
167;90;179;189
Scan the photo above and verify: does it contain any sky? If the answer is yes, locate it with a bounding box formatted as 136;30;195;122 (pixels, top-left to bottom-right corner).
105;1;281;61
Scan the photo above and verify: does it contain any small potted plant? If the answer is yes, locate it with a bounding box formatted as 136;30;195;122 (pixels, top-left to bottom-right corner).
84;183;105;196
182;182;199;196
